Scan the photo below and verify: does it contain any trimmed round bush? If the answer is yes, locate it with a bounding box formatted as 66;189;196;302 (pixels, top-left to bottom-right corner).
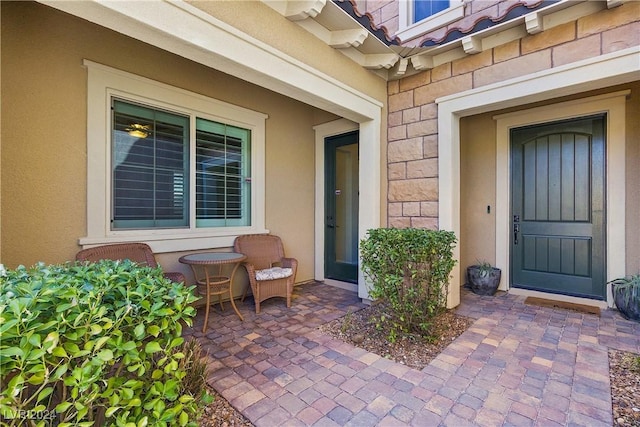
360;228;457;341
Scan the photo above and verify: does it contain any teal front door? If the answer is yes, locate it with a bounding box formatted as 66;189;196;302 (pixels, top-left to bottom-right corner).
325;131;359;283
511;115;606;299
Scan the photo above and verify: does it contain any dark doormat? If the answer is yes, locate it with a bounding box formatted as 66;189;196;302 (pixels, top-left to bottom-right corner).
524;296;601;316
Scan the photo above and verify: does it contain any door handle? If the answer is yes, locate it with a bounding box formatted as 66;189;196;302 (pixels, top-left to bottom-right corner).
327;216;334;228
514;224;520;245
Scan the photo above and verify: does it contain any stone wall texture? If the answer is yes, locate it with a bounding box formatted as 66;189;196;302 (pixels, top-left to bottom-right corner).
377;1;640;228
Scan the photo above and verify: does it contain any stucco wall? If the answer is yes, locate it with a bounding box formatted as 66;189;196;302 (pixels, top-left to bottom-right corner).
624;82;640;275
459;113;497;272
0;1;342;290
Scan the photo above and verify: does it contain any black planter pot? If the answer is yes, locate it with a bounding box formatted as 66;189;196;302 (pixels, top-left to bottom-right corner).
612;283;640;322
467;266;501;296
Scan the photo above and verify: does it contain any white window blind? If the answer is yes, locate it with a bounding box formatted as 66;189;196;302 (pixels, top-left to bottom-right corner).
195;119;251;227
111;99;250;231
112;100;189;229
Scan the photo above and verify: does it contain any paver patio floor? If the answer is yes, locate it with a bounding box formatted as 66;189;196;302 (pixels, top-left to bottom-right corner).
183;282;640;426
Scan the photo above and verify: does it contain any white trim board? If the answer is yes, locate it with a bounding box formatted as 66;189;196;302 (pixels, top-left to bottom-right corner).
314;119;379;300
437;47;639;307
324;279;358;293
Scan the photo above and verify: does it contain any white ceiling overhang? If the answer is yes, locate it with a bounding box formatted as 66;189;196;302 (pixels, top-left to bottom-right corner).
262;0;401;76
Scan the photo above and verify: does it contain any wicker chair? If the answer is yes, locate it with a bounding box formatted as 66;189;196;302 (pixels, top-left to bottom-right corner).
75;243;185;284
234;234;298;313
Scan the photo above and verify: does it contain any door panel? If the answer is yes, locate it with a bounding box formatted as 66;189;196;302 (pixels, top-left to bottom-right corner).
325;132;359;283
511;115;605;299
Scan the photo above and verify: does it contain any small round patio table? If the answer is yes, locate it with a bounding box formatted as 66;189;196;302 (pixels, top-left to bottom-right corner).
179;252;246;332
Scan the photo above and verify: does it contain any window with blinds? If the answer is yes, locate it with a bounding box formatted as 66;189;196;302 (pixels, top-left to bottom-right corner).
196;119;251;227
111;99;251;230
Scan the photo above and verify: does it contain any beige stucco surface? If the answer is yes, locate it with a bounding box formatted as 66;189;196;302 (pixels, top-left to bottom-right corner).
624;82;640;275
1;1;378;296
459;113;497;273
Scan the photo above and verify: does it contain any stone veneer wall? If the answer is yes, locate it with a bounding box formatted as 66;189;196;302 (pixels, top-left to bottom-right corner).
385;2;639;228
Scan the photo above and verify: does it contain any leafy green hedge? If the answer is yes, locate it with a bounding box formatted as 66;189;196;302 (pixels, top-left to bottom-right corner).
360;228;457;341
0;260;202;426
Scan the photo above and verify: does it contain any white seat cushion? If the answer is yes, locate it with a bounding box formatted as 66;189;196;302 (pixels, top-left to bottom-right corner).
255;267;293;281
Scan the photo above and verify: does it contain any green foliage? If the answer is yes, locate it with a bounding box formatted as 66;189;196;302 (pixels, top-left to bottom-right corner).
340;310;353;335
475;259;494;278
360;228;457;341
0;260;201;426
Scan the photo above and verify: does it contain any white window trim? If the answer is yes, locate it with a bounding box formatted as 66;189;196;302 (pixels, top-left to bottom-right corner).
81;60;268;252
397;1;465;44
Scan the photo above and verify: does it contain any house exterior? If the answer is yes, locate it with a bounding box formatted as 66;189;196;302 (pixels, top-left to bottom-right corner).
1;0;638;309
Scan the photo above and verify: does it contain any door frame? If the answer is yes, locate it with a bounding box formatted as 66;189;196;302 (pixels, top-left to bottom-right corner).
314;119;360;293
436;47;636;308
495;91;628;306
324;131;359;284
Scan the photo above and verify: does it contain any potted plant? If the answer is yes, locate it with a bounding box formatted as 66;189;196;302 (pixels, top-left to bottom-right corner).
609;274;640;322
467;260;501;296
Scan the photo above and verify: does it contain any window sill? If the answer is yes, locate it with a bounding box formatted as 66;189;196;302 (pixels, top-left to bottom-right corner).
397;3;465;44
78;228;270;253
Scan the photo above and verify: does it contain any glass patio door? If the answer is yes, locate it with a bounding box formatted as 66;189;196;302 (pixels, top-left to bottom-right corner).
325;132;359;283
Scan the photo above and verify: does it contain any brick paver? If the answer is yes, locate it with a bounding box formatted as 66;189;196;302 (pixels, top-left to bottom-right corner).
183;282;640;426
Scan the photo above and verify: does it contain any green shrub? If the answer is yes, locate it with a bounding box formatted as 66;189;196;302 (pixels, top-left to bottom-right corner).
0;259;201;426
360;228;457;341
